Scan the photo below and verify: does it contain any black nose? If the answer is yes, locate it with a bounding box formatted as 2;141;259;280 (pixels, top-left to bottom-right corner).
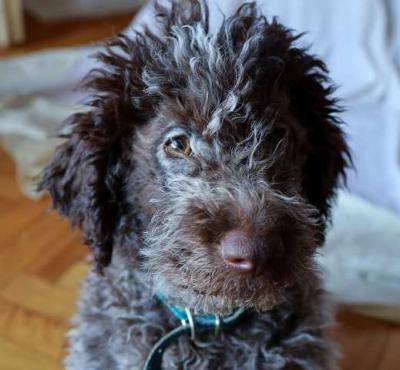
220;229;264;274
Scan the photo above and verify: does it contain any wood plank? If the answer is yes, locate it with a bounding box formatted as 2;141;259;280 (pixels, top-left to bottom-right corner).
378;330;400;370
0;299;68;359
26;231;86;282
332;311;391;370
0;174;23;202
0;336;62;370
0;198;21;217
0;148;20;203
0;210;73;287
0;147;16;175
57;259;90;290
1;274;78;321
0;198;49;248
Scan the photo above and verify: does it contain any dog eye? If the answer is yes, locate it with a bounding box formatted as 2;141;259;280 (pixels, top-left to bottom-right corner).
164;135;192;157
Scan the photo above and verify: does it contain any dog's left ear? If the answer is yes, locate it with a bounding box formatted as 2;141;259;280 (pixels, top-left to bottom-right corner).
40;36;152;270
284;48;351;220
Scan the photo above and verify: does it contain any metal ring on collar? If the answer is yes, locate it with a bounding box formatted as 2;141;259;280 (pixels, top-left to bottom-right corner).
185;308;196;340
214;315;221;337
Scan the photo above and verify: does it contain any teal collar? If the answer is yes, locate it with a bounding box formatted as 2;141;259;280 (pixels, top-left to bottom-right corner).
143;293;246;370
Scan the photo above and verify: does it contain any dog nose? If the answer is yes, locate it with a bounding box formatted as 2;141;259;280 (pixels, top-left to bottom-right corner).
220;230;261;274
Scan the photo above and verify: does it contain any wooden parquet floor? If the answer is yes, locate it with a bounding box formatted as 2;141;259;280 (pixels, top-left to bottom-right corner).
0;10;399;370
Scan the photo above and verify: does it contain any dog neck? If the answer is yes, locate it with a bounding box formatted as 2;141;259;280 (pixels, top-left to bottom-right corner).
143;291;247;370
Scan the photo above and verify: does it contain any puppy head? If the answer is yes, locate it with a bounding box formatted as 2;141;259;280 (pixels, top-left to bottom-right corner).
41;1;349;313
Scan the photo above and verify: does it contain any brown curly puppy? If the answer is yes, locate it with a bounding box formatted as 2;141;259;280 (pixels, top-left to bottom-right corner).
41;1;350;369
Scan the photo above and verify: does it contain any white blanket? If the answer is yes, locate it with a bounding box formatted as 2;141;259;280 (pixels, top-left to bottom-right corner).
322;192;400;306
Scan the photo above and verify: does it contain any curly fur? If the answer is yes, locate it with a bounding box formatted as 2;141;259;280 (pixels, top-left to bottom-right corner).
40;1;350;369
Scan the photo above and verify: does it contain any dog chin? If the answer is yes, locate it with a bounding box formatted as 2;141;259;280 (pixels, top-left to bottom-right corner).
154;278;281;315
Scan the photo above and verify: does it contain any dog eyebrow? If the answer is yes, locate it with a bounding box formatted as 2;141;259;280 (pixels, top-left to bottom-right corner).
163;126;189;139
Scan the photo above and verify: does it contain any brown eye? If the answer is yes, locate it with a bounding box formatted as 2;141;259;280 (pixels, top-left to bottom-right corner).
164;135;192;157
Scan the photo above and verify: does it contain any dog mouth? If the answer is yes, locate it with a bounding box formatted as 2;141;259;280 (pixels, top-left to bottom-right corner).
154;275;281;315
175;283;222;297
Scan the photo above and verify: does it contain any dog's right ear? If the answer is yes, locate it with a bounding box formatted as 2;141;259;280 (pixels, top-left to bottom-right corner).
40;106;134;271
41;114;112;267
39;35;154;271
